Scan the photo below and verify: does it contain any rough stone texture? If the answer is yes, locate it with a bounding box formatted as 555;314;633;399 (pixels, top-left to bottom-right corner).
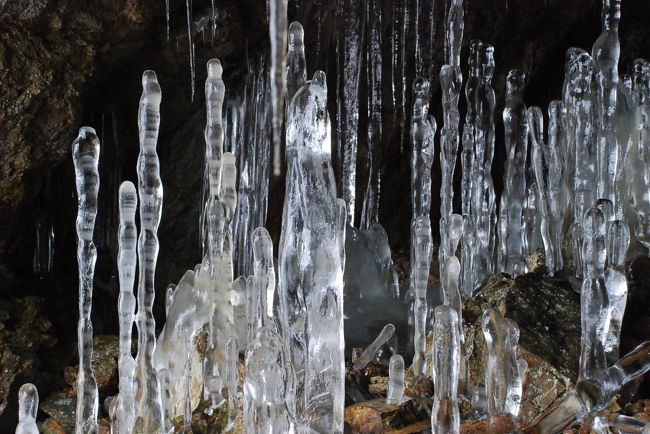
463;272;581;425
344;397;431;433
0;296;57;428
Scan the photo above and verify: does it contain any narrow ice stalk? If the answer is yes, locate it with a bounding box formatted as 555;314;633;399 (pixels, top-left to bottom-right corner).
134;70;165;433
431;305;460;434
117;181;138;434
16;384;39;434
72;126;100;434
270;0;288;176
353;323;396;370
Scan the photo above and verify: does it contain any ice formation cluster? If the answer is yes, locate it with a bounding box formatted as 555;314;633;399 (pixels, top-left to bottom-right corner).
14;0;650;433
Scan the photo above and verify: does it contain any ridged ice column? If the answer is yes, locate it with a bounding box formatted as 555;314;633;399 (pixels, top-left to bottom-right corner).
134;70;165;433
116;181;138;434
72;126;100;434
16;383;39;434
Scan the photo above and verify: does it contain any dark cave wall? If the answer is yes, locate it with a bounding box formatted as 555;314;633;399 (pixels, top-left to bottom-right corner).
1;0;650;330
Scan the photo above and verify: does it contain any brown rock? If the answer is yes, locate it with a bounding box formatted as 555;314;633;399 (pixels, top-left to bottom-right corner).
344;397;431;433
41;418;67;434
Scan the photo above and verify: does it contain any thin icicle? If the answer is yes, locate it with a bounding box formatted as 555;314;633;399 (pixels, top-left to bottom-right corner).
186;0;195;101
165;0;170;42
269;0;288;176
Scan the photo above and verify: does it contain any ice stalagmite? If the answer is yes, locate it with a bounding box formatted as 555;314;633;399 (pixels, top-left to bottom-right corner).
580;208;609;380
225;335;238;427
410;77;435;292
15;383;39;434
469;43;497;289
547;101;567;272
529;106;558;274
116;181;138;434
361;0;383;230
72;126;100;434
285;21;307;104
279;71;345;432
134;70;165;433
498;70;529;277
354;323;396;371
431;305;460;434
386;354;405;405
482;308;527;431
439;0;463;281
411;217;431;378
571;53;598;277
245;227;295;433
270;0;288;176
605;220;629;364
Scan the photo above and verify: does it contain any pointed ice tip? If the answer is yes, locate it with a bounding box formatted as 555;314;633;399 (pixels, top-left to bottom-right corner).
312;70;326;89
207;59;223;79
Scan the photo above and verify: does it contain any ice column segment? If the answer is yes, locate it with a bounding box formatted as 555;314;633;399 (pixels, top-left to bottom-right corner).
270;0;288;175
411;216;432;378
592;0;621;206
134;70;165;433
285;21;307;104
353;323;396;371
605;220;629;364
72;126;100;434
498;70;529;277
15;383;39;434
117;181;138;434
580;208;609;380
431;306;460;434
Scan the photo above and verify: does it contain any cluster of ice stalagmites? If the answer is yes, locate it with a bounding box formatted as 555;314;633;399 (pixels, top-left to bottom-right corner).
22;2;650;433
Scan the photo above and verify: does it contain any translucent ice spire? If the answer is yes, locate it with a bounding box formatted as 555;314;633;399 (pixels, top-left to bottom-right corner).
546;101;567;272
431;305;460;434
278;71;345;431
225;335;238;427
284;21;307;104
353;323;396;370
411;216;432;378
482;308;527;431
411;78;436;221
605;220;629;364
253;227;275;323
386;354;405;404
116;181;137;434
15;383;39;434
498;69;529;277
134;70;165;433
580;208;608;381
270;0;288;176
72;126;100;434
